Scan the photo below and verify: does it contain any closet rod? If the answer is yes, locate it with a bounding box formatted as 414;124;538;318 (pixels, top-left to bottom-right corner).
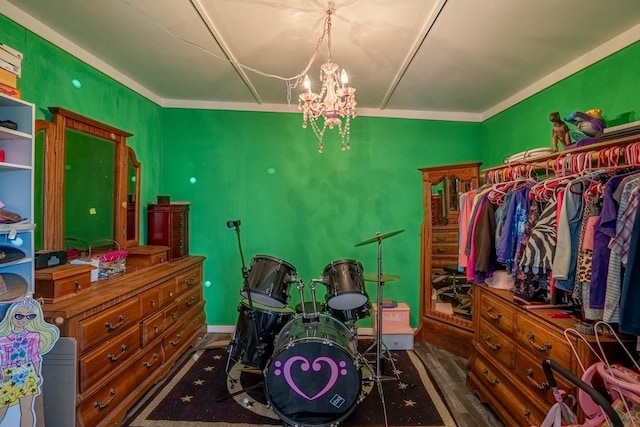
482;131;640;177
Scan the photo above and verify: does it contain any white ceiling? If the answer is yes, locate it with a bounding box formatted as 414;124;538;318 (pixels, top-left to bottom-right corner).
4;0;640;121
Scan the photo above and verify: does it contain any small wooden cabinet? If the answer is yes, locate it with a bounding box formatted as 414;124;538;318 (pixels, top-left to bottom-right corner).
148;202;190;260
417;161;481;357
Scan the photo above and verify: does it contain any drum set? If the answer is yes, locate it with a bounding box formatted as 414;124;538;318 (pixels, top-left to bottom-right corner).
224;221;405;427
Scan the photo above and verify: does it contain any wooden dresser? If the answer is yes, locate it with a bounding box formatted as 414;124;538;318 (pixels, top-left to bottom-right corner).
467;284;633;426
41;255;206;427
148;202;190;260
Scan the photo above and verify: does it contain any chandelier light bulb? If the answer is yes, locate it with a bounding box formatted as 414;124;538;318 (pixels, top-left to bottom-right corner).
341;69;349;88
303;75;312;93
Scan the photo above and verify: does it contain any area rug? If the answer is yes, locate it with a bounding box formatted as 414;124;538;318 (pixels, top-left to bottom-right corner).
124;340;456;426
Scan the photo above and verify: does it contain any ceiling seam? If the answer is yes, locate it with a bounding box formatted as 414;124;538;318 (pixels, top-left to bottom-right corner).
378;0;448;110
189;0;264;104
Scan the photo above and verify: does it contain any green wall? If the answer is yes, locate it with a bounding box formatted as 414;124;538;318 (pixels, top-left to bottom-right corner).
481;40;640;168
3;12;640;330
0;14;163;231
160;110;480;326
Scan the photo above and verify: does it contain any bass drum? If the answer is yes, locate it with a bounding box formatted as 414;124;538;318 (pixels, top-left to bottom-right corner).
264;314;362;427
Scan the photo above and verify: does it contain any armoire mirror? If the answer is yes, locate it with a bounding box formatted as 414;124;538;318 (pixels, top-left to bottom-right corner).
418;161;481;358
36;107;139;252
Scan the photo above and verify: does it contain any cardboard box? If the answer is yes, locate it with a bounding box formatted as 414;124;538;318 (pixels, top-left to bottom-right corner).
0;68;17;88
372;302;411;331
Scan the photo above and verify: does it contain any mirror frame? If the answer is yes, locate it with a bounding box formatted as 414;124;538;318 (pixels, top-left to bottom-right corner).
126;147;141;247
42;107;136;251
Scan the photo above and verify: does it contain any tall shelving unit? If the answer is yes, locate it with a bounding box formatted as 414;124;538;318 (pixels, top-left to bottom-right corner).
0;93;35;305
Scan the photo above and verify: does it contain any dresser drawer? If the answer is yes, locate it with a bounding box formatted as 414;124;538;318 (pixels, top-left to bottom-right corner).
478;290;517;335
432;243;458;256
514;348;572;404
176;267;201;294
78;348;151;427
478;320;515;369
469;351;546;427
163;320;187;361
141;310;166;347
175;286;202;319
133;342;164;386
78;298;141;353
431;230;458;244
79;325;140;393
516;314;570;363
139;286;161;318
431;255;459;270
159;278;178;305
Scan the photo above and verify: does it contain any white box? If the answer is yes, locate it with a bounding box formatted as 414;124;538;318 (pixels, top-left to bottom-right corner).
381;330;414;350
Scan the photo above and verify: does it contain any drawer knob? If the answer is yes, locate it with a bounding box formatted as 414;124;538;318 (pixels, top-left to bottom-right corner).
186;297;196;307
486;306;502;321
436;248;446;253
526;368;549;390
523;409;531;421
527;331;552;352
106;344;128;362
75;280;82;291
93;388;117;410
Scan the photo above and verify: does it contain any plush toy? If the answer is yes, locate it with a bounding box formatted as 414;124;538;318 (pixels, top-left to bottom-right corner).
564;108;605;147
549;111;571;152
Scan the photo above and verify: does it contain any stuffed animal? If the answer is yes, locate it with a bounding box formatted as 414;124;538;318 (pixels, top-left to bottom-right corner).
549;111;571;152
564;109;605;147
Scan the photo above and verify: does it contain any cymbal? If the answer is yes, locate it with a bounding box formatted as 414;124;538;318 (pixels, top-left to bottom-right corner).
355;229;405;247
364;273;401;282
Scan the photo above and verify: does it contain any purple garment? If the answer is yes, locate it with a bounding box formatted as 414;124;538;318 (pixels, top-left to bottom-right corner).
590;174;628;308
496;184;532;274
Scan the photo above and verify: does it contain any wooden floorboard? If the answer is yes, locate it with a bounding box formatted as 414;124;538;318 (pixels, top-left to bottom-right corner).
413;341;504;427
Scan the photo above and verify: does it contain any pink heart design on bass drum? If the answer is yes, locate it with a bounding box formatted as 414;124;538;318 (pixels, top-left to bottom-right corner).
283;355;339;400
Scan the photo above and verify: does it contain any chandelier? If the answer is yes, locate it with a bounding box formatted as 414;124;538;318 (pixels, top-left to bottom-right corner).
298;3;357;153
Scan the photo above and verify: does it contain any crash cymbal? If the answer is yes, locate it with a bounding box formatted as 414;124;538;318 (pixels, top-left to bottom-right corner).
355;229;405;247
363;273;401;282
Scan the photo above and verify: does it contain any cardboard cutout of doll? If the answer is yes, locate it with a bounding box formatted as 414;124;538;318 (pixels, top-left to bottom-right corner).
0;297;59;427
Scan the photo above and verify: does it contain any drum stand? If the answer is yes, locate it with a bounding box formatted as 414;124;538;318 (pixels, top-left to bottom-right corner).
362;233;403;387
354;232;406;427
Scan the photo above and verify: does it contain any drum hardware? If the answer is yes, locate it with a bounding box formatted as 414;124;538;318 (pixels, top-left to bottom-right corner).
355;230;406;415
225;219;264;376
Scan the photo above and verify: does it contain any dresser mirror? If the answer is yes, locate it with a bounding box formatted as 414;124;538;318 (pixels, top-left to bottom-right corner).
35;107;139;252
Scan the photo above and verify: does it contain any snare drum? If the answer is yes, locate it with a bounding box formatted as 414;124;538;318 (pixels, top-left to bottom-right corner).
228;299;294;369
264;314;361;426
322;259;369;311
242;255;297;308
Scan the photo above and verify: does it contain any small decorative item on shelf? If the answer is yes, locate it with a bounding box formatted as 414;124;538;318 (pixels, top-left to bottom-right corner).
89;239;127;280
549;111;571;152
564;108;606;148
157;195;171;204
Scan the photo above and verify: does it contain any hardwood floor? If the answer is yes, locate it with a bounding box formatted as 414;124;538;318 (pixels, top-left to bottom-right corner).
413;340;504;427
125;333;504;426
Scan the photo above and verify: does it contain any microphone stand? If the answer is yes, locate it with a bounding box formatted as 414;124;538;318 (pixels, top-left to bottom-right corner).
223;221;264;379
